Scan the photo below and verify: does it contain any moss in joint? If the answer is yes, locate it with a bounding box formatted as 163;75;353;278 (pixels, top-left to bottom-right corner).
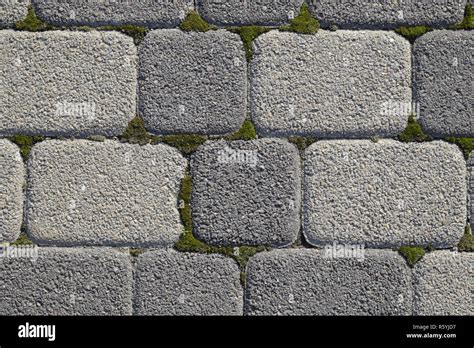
98;24;148;45
129;248;144;257
395;26;432;43
119;116;160;146
224;120;257;141
449;3;474;30
162;135;207;156
458;226;474;252
180;11;213;32
8;135;45;161
178;174;192;231
279;4;320;35
397;115;431;143
445;137;473;160
288;137;317;152
398;246;426;267
228;26;271;62
15;6;56;31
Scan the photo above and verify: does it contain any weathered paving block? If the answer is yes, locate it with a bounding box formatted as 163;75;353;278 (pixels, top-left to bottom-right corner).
470;153;474;231
0;139;24;242
304;140;466;248
196;0;304;26
27;140;187;247
0;248;133;315
191;139;301;246
245;249;412;315
135;250;242;315
34;0;193;27
414;30;473;137
0;0;29;27
0;30;137;137
414;251;473;315
307;0;465;29
251;31;411;138
139;29;246;135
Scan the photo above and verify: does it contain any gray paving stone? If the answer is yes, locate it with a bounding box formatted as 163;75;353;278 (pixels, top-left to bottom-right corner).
0;30;137;137
0;140;24;243
245;249;412;315
0;0;29;27
414;251;473;315
0;247;133;315
307;0;465;29
196;0;304;26
250;30;411;138
469;153;474;231
414;30;473;137
191;139;301;247
33;0;193;27
27;140;187;247
139;29;246;135
134;250;243;315
304;140;466;248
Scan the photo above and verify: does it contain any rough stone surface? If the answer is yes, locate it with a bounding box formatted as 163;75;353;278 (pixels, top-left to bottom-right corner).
245;249;412;315
139;29;247;135
0;139;24;242
0;0;29;27
304;140;466;248
191;139;301;247
33;0;193;27
251;30;411;138
414;30;473;137
27;140;187;247
134;250;243;315
0;248;133;315
308;0;465;29
0;30;137;137
196;0;304;26
413;251;473;315
470;153;474;231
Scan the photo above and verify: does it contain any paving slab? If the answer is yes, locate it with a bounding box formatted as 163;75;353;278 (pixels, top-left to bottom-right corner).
139;29;246;135
250;30;411;138
191;139;301;246
0;30;137;137
304;140;467;248
134;250;243;315
0;247;133;315
27;140;187;247
245;249;413;315
0;0;29;27
0;139;25;243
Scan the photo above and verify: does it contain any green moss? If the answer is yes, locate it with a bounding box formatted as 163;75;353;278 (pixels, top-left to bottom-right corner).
11;228;34;246
397;115;431;143
8;135;45;161
398;246;426;267
279;4;320;35
458;226;474;252
178;175;192;231
162;135;207;156
287;137;317;152
129;248;144;257
228;26;271;62
98;24;148;45
233;246;266;269
88;135;106;142
395;26;432;43
445;137;474;160
224;120;257;141
449;3;474;30
119;116;156;145
15;6;55;31
180;11;212;32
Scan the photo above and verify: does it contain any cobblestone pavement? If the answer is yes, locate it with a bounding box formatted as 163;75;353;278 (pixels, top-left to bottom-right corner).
0;0;472;316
